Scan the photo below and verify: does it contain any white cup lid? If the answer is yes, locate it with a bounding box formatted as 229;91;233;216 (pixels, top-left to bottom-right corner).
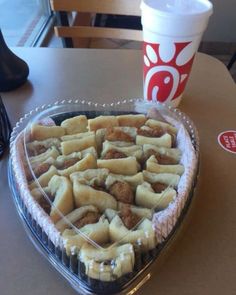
140;0;213;20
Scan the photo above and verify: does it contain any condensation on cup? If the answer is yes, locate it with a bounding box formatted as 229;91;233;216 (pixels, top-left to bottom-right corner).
141;0;213;108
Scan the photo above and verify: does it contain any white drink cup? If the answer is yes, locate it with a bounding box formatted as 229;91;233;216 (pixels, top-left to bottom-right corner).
141;0;213;107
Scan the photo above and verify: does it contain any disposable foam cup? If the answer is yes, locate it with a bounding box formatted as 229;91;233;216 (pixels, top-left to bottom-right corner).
141;0;213;107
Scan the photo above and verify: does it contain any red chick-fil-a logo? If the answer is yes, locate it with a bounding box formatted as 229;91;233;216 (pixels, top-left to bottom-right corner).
143;41;195;104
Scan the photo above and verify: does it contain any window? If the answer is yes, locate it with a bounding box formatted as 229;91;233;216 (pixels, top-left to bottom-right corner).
0;0;53;46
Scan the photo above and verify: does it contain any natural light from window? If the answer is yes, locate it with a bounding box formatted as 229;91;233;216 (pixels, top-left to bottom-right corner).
0;0;52;46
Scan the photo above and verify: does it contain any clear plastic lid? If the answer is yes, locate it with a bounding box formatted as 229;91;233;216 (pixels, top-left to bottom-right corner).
9;99;199;292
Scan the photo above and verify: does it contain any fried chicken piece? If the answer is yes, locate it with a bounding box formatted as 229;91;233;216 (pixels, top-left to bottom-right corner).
58;158;79;169
91;184;107;192
109;181;134;204
103;149;127;159
137;127;165;138
34;162;51;177
26;162;50;181
73;212;101;229
38;198;51;214
151;182;169;193
145;149;178;165
105;128;134;142
28;144;47;156
120;205;141;230
37;192;54;215
138;128;176;147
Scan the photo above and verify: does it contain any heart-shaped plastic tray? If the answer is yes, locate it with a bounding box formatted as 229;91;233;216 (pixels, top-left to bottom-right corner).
8;99;199;294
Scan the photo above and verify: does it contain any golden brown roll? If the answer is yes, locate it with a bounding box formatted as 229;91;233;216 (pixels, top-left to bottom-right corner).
136;182;176;210
48;175;74;223
31;124;65;140
146;155;184;175
97;156;140;175
61;115;88;135
73;181;117;212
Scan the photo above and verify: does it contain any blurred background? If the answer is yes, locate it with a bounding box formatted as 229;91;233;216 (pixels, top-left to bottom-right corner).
0;0;235;80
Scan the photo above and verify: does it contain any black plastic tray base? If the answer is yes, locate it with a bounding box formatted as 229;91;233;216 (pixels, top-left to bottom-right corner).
8;159;197;295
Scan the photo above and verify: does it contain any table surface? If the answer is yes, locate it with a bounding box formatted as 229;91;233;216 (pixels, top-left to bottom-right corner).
1;47;236;295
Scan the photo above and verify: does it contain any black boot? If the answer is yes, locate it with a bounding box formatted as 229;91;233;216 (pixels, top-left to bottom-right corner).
0;29;29;92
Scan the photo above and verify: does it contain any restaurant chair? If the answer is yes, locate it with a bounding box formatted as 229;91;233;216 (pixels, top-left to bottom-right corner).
227;51;236;71
50;0;142;48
